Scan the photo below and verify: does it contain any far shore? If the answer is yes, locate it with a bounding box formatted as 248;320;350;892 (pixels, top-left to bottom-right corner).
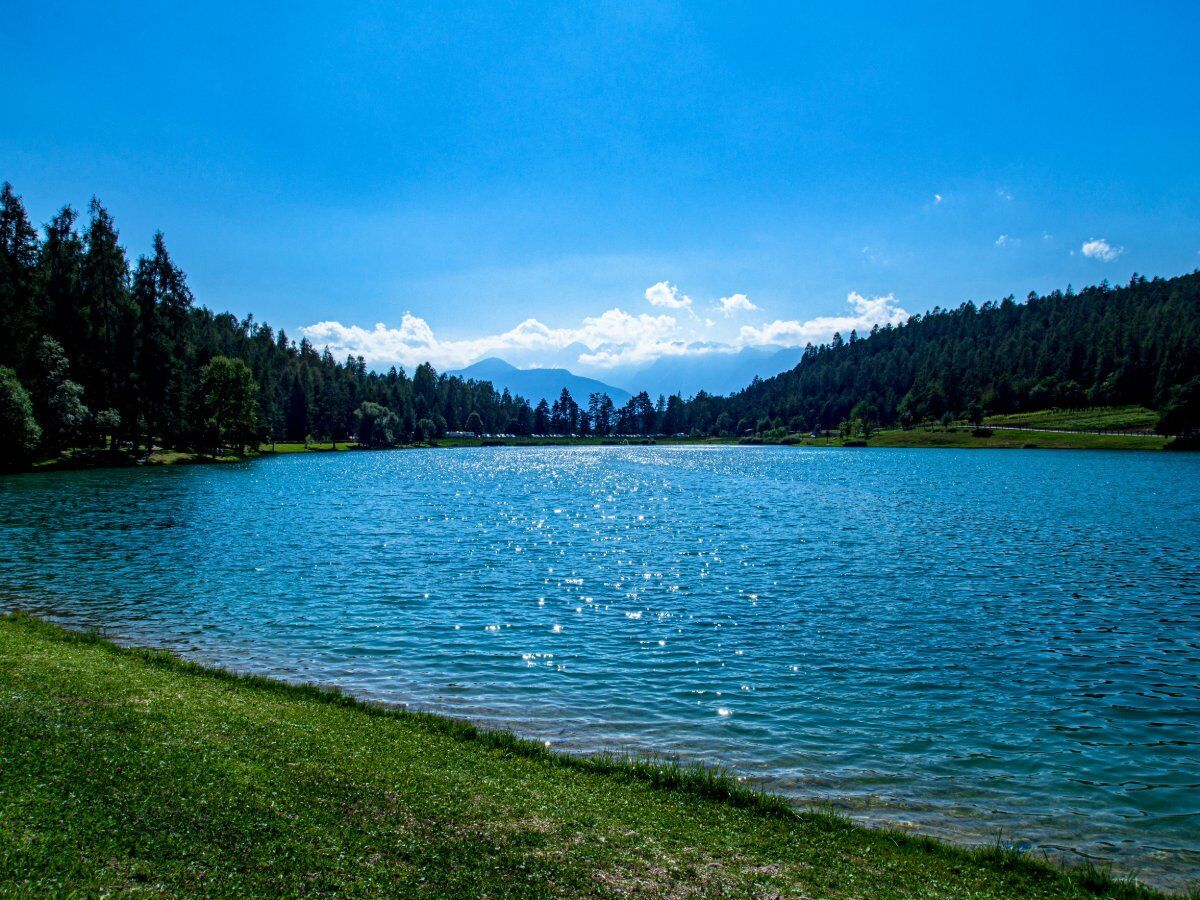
15;424;1178;475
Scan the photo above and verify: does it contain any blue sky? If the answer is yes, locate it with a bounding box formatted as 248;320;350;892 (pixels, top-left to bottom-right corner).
4;1;1198;378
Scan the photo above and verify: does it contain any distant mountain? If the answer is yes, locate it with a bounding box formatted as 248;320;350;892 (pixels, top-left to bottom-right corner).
449;358;632;405
451;349;804;406
618;346;802;398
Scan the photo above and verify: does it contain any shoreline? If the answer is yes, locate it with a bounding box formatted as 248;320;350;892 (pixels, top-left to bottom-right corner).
13;426;1179;475
0;610;1180;897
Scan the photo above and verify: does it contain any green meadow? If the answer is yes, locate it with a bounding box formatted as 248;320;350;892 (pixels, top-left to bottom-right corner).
983;406;1159;432
780;428;1168;451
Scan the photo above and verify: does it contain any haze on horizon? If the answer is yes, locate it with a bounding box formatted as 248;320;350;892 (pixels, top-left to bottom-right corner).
4;1;1198;387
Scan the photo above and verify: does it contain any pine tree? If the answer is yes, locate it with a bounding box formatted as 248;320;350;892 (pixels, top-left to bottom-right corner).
80;199;134;438
132;232;194;446
0;183;40;371
37;207;85;370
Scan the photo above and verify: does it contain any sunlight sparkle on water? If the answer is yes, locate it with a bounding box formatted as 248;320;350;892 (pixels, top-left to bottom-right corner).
2;445;1198;891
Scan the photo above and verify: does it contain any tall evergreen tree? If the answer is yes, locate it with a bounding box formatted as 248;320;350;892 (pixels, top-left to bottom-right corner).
37;207;85;371
132;232;194;446
533;399;551;435
0;183;39;371
80;199;134;437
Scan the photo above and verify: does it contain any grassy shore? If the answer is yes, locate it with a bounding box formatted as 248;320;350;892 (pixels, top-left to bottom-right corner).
18;407;1179;474
29;440;348;471
434;432;1171;451
984;406;1158;432
402;428;1170;451
778;428;1168;451
0;613;1171;898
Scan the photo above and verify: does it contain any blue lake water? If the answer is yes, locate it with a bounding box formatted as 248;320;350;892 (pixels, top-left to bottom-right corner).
1;446;1198;889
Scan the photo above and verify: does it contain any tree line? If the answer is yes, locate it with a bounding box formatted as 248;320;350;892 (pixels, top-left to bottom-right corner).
0;183;537;464
3;180;1198;468
0;183;705;466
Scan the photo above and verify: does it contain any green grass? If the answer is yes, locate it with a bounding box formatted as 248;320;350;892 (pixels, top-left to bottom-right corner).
146;449;250;465
255;428;1172;453
264;441;351;454
434;436;738;448
782;428;1168;451
31;447;257;470
29;441;348;471
0;613;1176;898
984;406;1158;432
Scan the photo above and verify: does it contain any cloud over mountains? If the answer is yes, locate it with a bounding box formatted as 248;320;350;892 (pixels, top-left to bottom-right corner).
300;286;910;377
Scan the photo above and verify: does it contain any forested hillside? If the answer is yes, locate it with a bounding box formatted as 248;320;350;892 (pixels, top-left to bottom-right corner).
2;181;1198;467
712;273;1200;437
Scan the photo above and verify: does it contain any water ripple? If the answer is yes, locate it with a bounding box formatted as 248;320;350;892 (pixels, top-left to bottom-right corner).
1;446;1198;890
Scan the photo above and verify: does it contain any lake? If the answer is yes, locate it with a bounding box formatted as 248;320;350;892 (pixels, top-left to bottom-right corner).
1;446;1197;890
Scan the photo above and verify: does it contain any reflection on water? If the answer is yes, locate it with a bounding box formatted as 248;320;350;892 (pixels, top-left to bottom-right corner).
1;446;1198;890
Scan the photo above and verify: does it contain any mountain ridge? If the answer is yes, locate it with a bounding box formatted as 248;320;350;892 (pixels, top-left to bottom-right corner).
448;358;632;405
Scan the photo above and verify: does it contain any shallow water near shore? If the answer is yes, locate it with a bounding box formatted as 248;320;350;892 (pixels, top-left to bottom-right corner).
1;446;1198;890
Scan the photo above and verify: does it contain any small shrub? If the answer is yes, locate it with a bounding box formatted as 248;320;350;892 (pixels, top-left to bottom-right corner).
971;428;993;438
842;439;867;447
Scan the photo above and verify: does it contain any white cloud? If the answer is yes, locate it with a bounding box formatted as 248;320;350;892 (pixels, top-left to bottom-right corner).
716;293;758;317
995;234;1010;247
643;281;692;309
997;188;1014;201
737;292;909;348
1081;238;1124;262
933;193;943;204
302;289;910;374
302;308;685;371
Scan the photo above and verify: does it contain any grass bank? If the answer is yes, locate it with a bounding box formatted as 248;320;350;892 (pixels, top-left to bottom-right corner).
401;430;1170;451
984;406;1158;432
29;440;348;471
0;613;1170;897
777;428;1168;451
18;408;1178;475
